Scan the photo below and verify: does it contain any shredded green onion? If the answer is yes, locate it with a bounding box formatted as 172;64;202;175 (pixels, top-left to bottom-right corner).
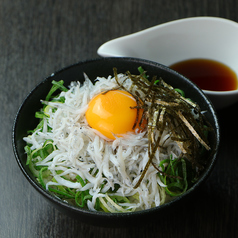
175;88;185;97
158;156;190;197
45;80;68;101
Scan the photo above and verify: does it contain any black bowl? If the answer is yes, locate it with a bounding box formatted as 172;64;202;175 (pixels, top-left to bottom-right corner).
12;57;220;227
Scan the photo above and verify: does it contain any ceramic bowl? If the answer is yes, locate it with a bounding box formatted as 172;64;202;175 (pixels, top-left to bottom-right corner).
98;17;238;110
12;57;219;227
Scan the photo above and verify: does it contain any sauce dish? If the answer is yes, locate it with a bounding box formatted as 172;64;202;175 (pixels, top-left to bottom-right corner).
97;17;238;109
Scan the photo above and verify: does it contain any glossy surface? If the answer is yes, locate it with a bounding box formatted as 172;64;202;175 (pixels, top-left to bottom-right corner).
86;90;143;140
170;59;238;91
2;1;238;237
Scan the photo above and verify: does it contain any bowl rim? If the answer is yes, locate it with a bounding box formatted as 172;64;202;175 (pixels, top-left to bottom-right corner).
12;57;220;220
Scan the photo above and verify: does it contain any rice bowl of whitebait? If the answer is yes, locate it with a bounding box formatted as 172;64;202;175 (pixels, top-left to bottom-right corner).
13;58;219;227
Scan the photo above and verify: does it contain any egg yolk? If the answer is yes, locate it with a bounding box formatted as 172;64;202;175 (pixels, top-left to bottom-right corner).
85;90;145;140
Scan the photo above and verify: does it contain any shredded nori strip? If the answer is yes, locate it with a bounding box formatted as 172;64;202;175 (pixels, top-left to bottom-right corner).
112;68;212;189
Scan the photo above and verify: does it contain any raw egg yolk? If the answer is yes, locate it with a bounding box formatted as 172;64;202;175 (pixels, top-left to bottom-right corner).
85;90;145;140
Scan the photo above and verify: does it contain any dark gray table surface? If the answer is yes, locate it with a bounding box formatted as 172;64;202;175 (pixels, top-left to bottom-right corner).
1;0;238;237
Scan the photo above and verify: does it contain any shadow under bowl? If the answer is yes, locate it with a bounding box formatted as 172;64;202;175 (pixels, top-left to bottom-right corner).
12;57;220;227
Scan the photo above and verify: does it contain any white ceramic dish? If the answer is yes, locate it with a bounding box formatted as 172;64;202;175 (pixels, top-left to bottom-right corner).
98;17;238;110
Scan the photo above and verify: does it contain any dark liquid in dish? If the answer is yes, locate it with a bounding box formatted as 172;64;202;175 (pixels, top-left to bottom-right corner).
170;59;238;91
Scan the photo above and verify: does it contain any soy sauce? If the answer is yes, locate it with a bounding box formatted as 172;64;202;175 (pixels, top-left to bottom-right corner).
170;59;238;91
